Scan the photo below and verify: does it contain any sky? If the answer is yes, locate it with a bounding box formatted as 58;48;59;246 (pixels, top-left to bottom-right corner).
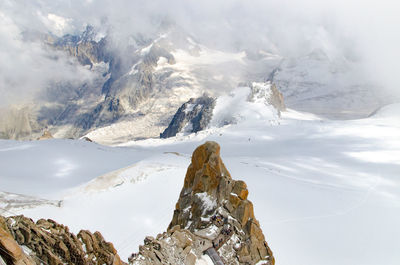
0;0;399;106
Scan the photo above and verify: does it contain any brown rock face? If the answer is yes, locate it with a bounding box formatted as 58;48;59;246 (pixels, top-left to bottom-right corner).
0;215;125;265
0;216;35;265
167;141;274;265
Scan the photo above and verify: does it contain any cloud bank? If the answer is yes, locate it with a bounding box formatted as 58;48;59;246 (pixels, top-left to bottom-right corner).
0;0;399;106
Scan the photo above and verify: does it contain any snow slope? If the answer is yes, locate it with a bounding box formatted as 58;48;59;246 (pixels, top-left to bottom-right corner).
0;103;399;265
0;139;157;198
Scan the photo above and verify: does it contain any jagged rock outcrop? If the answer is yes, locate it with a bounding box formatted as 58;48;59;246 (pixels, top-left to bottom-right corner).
128;227;210;265
130;141;274;265
0;218;34;265
0;215;125;265
160;95;216;138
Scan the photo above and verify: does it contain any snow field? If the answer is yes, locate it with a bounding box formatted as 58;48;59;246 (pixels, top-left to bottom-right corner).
0;103;399;264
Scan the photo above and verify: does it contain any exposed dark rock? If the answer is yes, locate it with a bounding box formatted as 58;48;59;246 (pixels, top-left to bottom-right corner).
160;95;216;138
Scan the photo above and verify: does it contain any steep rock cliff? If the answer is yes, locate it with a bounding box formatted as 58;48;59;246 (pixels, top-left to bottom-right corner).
130;141;274;265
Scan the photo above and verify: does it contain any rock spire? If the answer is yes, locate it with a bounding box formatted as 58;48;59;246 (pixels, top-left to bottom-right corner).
131;141;274;265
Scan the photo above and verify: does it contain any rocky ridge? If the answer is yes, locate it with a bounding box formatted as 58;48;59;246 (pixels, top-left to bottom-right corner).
0;215;125;265
129;141;274;265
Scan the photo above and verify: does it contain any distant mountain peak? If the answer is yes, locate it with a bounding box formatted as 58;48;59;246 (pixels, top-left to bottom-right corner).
160;94;216;139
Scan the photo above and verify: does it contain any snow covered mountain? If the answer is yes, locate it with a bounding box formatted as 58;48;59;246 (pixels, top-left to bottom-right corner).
0;23;255;141
159;81;285;139
1;21;395;143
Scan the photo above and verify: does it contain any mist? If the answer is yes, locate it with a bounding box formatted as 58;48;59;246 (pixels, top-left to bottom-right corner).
1;0;399;106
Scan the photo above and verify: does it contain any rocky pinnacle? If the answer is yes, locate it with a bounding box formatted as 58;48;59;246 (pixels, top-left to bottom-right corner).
168;141;274;265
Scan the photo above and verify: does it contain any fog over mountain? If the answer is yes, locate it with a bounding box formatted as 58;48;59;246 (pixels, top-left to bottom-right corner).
0;0;399;141
1;0;399;103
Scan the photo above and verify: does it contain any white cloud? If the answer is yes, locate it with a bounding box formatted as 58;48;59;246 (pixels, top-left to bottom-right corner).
39;13;73;37
0;0;399;105
0;7;95;106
